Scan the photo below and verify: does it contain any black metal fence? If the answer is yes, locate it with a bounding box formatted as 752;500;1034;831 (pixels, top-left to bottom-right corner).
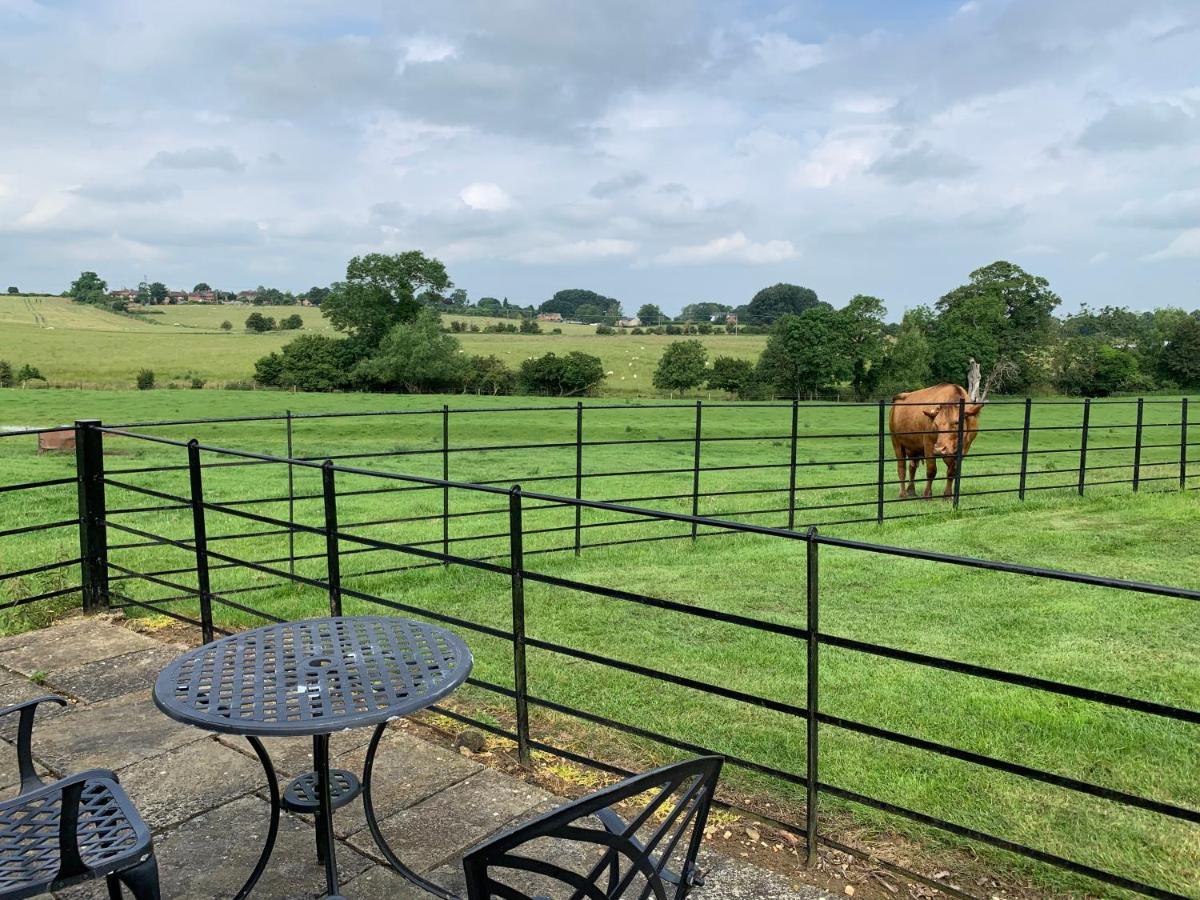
0;400;1197;899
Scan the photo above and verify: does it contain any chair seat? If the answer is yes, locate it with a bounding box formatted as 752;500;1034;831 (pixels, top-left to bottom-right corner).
0;773;149;898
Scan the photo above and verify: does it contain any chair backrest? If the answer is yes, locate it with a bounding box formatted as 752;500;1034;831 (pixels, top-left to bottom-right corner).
462;756;723;900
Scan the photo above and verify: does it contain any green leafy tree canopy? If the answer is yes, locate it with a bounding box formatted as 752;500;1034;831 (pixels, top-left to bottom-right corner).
321;251;451;348
745;283;820;325
652;339;708;394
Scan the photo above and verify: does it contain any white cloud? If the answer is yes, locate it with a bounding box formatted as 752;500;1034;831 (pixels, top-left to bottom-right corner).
754;33;825;73
654;232;796;266
147;146;245;173
402;35;457;65
1089;251;1110;264
459;182;512;212
516;238;636;264
1143;229;1200;261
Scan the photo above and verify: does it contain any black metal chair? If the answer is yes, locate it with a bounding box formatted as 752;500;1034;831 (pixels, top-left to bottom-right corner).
0;696;159;899
462;756;723;900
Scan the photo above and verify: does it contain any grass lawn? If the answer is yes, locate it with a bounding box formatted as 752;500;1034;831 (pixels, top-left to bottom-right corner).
0;295;765;394
0;388;1197;896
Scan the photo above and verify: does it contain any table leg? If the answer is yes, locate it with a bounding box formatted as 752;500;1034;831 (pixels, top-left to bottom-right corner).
313;733;345;899
362;723;458;900
236;736;281;900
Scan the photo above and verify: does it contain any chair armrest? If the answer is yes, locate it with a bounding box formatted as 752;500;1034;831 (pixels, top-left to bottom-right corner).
0;695;67;794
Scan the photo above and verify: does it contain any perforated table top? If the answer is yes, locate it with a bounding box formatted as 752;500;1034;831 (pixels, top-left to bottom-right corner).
153;616;473;737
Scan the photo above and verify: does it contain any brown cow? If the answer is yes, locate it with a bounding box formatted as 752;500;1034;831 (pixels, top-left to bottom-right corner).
889;360;990;499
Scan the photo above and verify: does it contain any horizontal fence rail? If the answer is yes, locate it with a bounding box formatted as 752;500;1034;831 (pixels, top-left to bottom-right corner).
0;398;1196;900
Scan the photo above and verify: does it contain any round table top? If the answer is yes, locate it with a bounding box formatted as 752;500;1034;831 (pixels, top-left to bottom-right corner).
153;616;473;737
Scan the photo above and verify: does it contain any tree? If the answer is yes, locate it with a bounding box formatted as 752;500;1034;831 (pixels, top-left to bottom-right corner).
1162;314;1200;389
680;302;731;322
841;294;887;399
252;286;292;305
518;318;541;334
757;307;849;398
268;335;356;391
637;304;665;324
321;251;450;349
653;340;708;394
745;283;820;325
707;356;758;398
220;320;232;332
305;286;331;305
538;289;621;320
149;281;169;304
463;355;515;395
354;310;465;393
517;352;605;396
0;360;12;387
193;282;211;292
245;312;275;333
136;369;155;390
6;286;18;295
279;313;303;330
574;303;607;324
477;297;503;315
68;271;107;305
879;309;934;395
932;261;1060;391
1054;337;1141;396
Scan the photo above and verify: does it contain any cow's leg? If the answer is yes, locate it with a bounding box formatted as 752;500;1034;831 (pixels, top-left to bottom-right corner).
943;457;956;498
923;457;937;498
907;456;919;497
896;449;909;498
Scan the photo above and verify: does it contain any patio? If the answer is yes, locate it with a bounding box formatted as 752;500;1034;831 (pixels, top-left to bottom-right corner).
0;615;825;899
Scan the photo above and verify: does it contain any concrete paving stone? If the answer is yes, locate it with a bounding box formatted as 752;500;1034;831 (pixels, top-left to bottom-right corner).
346;767;556;876
693;850;832;898
338;859;467;900
220;727;376;779
30;690;206;773
57;795;373;900
47;646;183;704
0;676;77;741
113;736;265;832
0;617;159;677
330;727;481;838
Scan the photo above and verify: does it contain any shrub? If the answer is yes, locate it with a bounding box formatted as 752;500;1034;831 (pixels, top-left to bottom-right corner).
708;356;760;398
354;311;466;393
224;380;256;391
653;340;708;394
630;327;644;335
254;352;284;387
6;286;17;294
245;311;275;332
279;313;303;330
595;324;616;335
0;360;11;387
517;351;605;396
463;355;515;395
220;320;232;332
518;319;541;334
16;364;45;383
190;377;206;390
136;369;155;390
551;328;562;334
272;335;356;391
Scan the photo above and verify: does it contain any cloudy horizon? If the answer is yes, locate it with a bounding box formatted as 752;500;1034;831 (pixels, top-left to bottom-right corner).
1;0;1198;317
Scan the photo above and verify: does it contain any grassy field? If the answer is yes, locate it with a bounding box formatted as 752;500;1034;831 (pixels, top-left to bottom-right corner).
0;389;1197;896
0;295;765;394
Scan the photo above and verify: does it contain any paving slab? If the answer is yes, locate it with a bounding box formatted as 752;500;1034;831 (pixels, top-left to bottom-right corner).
330;727;481;838
57;795;374;900
47;646;183;704
220;727;376;779
0;677;76;741
0;617;159;677
30;690;206;772
113;736;264;831
346;767;556;876
693;851;831;898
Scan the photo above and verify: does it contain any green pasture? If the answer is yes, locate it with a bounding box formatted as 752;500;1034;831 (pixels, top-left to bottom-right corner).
0;295;765;394
0;388;1197;896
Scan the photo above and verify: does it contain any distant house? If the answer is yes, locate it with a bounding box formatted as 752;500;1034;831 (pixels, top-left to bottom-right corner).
109;288;138;300
167;290;188;303
537;312;563;322
616;317;641;328
187;291;217;303
725;314;738;326
236;290;258;303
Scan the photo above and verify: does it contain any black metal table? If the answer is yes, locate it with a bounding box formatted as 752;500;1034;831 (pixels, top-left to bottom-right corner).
153;615;472;900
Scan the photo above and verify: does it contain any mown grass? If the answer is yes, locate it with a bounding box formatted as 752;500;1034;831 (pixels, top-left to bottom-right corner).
0;388;1197;896
0;295;766;394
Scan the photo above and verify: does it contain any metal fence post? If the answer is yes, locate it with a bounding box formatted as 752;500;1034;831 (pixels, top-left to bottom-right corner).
75;420;108;613
876;400;885;524
442;405;450;566
186;440;214;643
574;402;583;556
787;400;799;530
1078;399;1091;496
286;410;295;576
952;398;966;508
1181;397;1189;490
508;486;532;766
1018;398;1032;501
1132;397;1144;493
691;401;702;540
321;460;342;617
805;527;819;868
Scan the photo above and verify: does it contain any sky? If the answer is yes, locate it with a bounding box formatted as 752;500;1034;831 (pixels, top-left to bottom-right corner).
1;0;1198;318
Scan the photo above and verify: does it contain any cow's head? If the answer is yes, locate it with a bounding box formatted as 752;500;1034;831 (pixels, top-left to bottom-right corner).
925;403;983;458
